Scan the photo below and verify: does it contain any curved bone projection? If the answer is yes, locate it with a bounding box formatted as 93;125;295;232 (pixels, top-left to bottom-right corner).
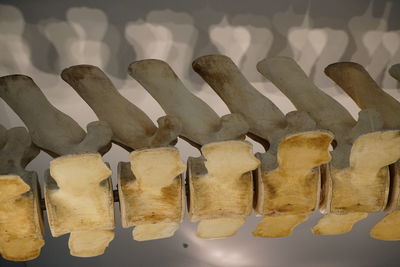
0;75;115;257
0;75;111;157
128;59;258;238
324;62;400;239
325;62;400;129
61;65;186;241
128;59;249;146
0;126;44;261
193;55;333;237
61;65;181;150
257;57;400;235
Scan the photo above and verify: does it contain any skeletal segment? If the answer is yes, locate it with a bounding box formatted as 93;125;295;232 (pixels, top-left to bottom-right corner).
45;153;115;257
313;130;400;235
254;131;333;237
118;147;185;241
0;174;44;261
188;140;260;239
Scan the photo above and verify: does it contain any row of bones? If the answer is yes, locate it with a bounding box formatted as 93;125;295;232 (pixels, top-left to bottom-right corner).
1;56;400;261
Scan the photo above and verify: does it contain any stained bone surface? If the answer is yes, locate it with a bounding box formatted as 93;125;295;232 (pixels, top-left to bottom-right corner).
118;148;185;241
62;64;185;241
0;75;114;257
324;62;400;239
188;140;259;238
257;57;400;235
129;59;258;238
193;55;333;237
128;59;248;147
61;65;181;150
0;125;44;261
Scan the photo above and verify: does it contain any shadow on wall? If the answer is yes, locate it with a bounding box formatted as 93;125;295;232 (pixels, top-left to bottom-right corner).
0;0;399;91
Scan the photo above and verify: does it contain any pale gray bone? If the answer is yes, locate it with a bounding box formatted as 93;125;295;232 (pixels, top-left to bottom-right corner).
61;65;181;151
0;75;112;156
0;125;39;178
389;64;400;82
128;59;249;147
192;55;317;169
325;62;400;129
256;57;383;168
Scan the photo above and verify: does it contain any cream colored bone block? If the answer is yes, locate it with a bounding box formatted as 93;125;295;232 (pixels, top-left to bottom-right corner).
45;153;114;257
0;173;44;261
68;230;114;257
253;131;333;237
312;213;368;235
253;215;308;238
188;140;260;239
370;162;400;240
118;147;185;241
314;131;400;235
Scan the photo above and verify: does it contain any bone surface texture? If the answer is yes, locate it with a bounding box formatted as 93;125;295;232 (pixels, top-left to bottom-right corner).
193;55;333;237
257;57;400;235
324;62;400;239
0;74;115;257
0;126;43;261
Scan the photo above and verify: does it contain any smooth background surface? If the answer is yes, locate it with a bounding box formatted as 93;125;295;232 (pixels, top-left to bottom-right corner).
0;0;400;266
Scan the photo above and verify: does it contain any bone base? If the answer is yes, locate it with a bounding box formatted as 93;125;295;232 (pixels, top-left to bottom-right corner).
252;215;308;238
370;162;400;240
69;230;114;257
312;213;368;235
0;174;44;261
197;218;246;239
370;210;400;240
118;147;185;241
188;140;260;238
329;166;389;213
327;131;400;213
254;131;333;237
132;222;179;241
315;131;400;236
45;153;114;257
257;167;320;215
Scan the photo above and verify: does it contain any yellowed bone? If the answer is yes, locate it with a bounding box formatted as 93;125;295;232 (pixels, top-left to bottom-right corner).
315;131;400;235
118;147;185;241
0;174;44;261
312;213;368;235
68;230;114;257
370;162;400;240
45;153;114;257
371;210;400;240
253;215;308;238
197;218;246;239
256;131;333;215
253;131;333;237
132;222;180;241
188;140;260;239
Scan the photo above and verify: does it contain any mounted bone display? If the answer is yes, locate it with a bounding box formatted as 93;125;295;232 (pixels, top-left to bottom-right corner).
188;140;259;238
0;75;114;257
61;65;184;241
257;57;400;235
118;148;185;241
128;59;259;238
0;125;44;261
192;55;333;238
324;62;400;240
